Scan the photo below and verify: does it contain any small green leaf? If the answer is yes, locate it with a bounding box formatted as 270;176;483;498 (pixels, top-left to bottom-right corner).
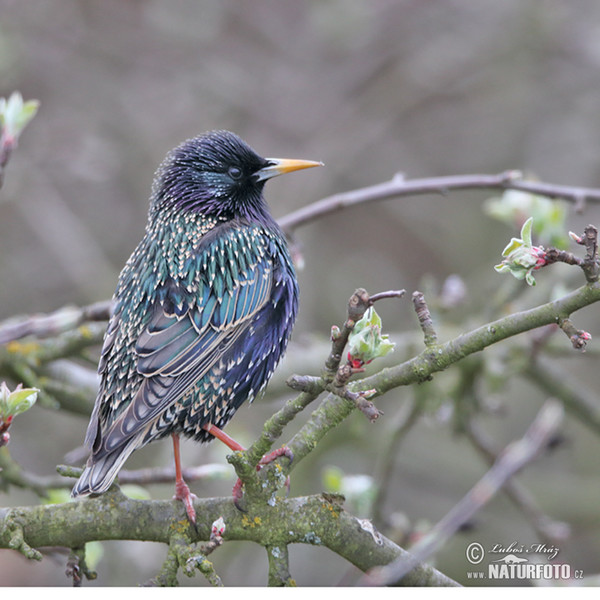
8;388;39;416
0;92;40;139
501;237;524;257
0;382;39;420
520;216;533;247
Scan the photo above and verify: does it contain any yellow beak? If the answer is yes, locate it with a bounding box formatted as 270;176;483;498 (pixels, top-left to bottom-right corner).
254;158;323;182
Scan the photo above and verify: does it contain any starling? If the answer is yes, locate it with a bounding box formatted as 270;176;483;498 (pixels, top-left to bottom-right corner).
72;130;321;522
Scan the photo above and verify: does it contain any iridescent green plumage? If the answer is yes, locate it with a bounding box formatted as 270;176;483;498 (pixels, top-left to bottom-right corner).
72;131;320;499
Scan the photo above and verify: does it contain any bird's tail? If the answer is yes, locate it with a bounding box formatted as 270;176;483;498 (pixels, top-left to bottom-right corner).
71;438;139;498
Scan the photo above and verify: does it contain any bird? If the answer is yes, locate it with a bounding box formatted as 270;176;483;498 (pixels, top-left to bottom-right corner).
71;130;322;523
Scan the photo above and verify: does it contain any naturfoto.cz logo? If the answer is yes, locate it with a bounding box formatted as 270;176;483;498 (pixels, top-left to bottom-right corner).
465;541;584;582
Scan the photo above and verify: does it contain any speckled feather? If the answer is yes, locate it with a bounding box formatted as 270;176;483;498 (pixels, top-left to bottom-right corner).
72;131;299;497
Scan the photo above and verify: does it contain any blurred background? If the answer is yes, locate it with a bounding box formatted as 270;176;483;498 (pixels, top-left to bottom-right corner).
1;0;600;587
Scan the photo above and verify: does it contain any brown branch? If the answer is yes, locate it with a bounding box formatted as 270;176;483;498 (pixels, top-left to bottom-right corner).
0;491;458;586
412;291;438;347
571;224;599;282
557;317;592;351
323;288;371;379
543;248;583;268
278;171;600;234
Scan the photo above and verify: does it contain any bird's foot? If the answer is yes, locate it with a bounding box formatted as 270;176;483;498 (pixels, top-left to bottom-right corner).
232;446;293;510
173;478;198;526
201;425;293;509
257;445;294;467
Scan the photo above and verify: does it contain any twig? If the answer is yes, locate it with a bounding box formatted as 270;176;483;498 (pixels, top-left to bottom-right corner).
278;171;600;234
147;533;224;587
323;288;371;379
543;248;583;268
355;281;600;413
369;290;406;304
56;462;230;488
362;399;564;585
340;387;382;422
286;279;600;476
412;291;438;347
0;301;112;345
557;317;592;351
539;224;599;286
571;224;599;282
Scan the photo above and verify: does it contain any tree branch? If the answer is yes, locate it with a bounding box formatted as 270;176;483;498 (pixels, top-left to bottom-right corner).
266;545;294;586
0;490;457;586
0;301;112;346
278;171;600;234
357;282;600;427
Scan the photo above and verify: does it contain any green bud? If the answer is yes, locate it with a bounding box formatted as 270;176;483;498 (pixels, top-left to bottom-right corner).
0;92;40;140
347;307;395;366
494;217;547;286
0;381;39;421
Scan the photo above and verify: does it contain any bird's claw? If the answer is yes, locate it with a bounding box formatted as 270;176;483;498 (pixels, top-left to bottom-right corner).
173;478;198;529
258;445;294;466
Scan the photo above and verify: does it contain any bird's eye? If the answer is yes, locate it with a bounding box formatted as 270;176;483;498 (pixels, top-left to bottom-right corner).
228;166;242;180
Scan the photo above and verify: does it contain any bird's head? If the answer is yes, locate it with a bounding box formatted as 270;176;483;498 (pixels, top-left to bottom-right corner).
150;130;322;223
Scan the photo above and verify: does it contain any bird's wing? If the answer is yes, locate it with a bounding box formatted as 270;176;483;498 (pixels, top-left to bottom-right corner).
83;302;122;450
96;231;274;455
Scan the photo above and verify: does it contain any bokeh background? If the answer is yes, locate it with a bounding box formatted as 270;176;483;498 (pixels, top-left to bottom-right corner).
1;0;600;587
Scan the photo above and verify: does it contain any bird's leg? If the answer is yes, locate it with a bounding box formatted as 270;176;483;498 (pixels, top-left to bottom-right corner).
172;433;198;525
202;423;248;507
202;423;245;452
202;424;293;508
202;423;293;464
